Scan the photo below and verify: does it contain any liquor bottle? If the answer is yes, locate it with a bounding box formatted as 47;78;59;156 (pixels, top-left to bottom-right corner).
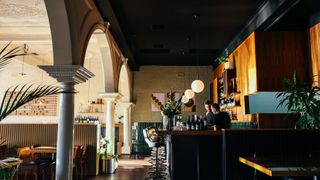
195;117;200;131
199;115;204;130
186;116;191;130
191;115;195;130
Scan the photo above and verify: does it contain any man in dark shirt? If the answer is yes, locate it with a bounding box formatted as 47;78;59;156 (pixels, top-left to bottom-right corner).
211;103;231;130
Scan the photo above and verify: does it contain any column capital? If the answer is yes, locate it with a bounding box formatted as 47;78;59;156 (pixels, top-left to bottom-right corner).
39;65;94;84
117;102;134;109
100;92;121;102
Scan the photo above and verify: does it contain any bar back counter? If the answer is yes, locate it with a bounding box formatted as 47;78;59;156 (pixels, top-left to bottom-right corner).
159;129;320;180
0;123;100;175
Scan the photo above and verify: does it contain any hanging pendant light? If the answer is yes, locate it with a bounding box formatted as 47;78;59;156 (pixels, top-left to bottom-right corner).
190;14;204;93
181;95;189;104
191;79;204;93
19;44;28;78
184;89;195;99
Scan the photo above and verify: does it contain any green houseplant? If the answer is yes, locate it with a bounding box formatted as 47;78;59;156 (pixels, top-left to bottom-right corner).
277;73;320;129
214;56;228;64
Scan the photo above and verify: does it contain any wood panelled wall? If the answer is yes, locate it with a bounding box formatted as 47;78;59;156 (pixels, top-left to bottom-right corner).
255;31;310;90
230;33;257;121
309;23;320;86
0;124;99;175
213;31;310;122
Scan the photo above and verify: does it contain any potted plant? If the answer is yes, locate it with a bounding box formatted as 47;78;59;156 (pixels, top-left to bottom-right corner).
152;91;183;130
214;56;233;69
99;136;118;174
277;73;320;129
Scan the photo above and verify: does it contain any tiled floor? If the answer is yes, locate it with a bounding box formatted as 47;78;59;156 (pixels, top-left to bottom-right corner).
88;155;151;180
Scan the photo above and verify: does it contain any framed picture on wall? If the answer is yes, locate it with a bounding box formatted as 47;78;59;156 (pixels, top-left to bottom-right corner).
151;93;165;111
183;96;196;112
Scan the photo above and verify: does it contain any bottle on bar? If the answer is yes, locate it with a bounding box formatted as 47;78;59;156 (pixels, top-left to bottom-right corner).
186;116;191;130
191;115;195;130
199;115;204;130
195;117;200;130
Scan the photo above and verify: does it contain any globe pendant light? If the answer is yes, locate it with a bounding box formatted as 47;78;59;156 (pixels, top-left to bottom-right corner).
191;14;204;93
184;89;195;99
181;95;189;104
191;79;204;93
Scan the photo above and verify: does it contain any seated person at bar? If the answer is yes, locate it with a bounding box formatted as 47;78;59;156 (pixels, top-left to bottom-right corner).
211;103;231;130
204;100;215;126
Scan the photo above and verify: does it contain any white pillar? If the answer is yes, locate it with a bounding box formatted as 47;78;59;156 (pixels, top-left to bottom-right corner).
118;102;133;154
100;93;120;154
39;65;94;180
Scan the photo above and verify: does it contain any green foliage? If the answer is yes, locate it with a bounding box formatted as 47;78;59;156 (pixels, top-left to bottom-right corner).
277;73;320;129
0;84;60;121
0;42;34;71
152;91;183;117
163;91;182;118
214;56;228;64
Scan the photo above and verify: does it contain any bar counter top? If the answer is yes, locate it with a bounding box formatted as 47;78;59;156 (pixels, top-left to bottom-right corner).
157;129;222;136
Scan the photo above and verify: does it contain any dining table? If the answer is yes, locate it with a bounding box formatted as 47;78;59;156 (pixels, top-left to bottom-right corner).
239;156;320;178
27;146;57;160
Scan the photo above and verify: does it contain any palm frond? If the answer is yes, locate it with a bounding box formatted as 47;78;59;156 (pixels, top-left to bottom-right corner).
0;84;60;121
0;42;26;71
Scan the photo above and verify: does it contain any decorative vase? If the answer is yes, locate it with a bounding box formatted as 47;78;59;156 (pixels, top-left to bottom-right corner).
162;115;176;130
162;115;169;130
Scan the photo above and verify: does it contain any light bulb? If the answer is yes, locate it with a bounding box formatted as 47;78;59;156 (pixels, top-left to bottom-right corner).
181;95;189;104
184;89;195;99
191;80;205;93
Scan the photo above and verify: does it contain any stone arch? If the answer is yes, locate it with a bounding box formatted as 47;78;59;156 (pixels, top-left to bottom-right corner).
118;62;132;102
95;31;117;92
44;0;106;66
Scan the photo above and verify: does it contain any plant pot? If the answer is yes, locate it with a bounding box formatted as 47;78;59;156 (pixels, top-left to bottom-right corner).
101;158;116;174
224;61;234;69
162;115;176;130
106;158;116;174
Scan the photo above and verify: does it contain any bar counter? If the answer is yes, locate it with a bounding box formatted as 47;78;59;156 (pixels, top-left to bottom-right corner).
159;130;222;180
158;129;222;136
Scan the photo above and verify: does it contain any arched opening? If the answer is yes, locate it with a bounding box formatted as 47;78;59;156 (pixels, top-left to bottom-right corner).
118;63;131;102
75;29;111;124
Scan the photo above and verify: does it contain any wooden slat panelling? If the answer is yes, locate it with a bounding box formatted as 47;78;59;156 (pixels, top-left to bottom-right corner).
255;31;310;91
309;23;320;86
0;123;99;175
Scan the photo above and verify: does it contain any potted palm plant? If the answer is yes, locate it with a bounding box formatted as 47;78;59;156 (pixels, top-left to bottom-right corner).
277;73;320;129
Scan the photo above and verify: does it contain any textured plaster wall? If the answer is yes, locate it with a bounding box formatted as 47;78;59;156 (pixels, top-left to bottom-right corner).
132;66;213;122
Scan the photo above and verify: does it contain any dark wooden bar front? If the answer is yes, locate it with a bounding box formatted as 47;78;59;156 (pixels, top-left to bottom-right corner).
159;129;320;180
158;130;222;180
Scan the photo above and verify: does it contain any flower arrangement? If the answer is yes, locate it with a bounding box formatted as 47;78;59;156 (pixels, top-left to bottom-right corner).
152;91;183;118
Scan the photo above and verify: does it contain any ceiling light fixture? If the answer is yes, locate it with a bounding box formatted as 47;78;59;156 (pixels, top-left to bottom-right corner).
19;44;28;78
184;89;195;99
191;14;205;93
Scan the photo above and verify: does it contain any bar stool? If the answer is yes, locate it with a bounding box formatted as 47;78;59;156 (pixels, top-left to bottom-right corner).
143;127;167;179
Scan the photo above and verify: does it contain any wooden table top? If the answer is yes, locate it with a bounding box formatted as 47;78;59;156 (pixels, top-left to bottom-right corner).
28;146;57;154
157;129;222;136
239;156;320;177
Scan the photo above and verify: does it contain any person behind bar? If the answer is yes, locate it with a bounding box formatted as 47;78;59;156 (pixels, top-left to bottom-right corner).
204;100;215;126
211;103;231;130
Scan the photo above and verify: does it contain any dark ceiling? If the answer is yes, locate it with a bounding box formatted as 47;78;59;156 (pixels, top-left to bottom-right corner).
94;0;320;69
106;0;266;66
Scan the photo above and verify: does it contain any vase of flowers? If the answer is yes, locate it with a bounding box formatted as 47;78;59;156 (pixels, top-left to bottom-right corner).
152;91;183;130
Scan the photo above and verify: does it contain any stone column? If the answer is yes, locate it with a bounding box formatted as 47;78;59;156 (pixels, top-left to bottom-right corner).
100;93;120;154
39;65;94;180
118;102;133;154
